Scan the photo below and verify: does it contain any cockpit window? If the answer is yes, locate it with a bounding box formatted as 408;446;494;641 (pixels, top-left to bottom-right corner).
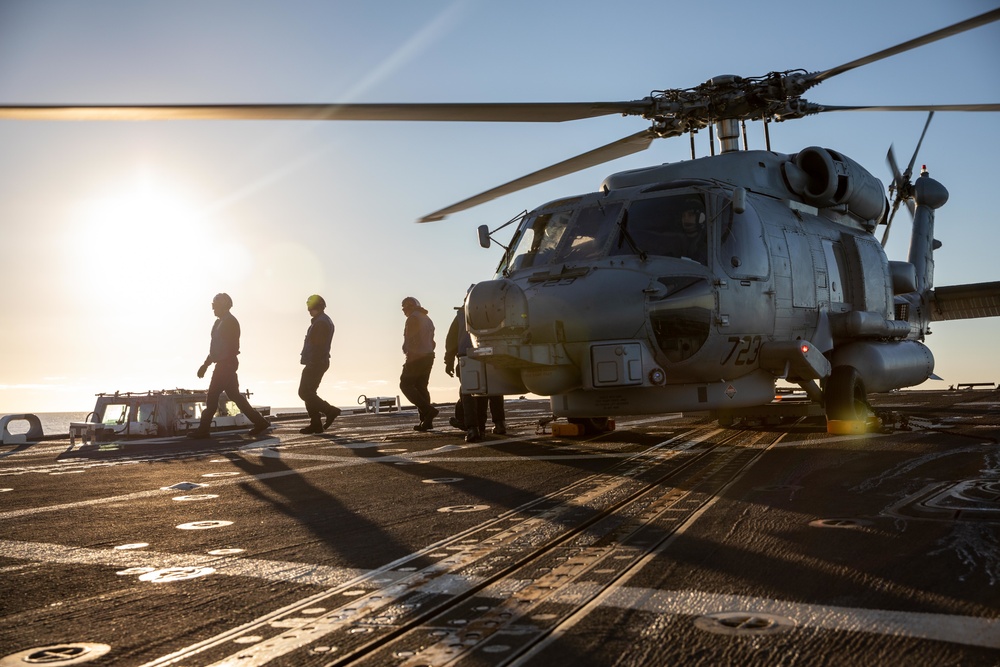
502;193;715;273
505;202;623;271
610;194;708;264
553;203;622;263
507;210;573;271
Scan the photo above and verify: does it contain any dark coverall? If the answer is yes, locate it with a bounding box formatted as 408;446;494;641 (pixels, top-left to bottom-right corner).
299;311;337;429
197;312;268;432
444;309;505;433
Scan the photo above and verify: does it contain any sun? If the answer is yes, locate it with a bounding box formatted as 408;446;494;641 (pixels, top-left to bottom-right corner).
66;172;251;295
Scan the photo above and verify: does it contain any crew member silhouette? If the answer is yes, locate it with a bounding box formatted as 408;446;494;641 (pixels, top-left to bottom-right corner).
400;296;438;430
445;298;506;441
298;294;340;434
188;293;271;438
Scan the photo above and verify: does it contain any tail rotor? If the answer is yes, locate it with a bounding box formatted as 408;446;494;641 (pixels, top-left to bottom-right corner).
882;111;934;247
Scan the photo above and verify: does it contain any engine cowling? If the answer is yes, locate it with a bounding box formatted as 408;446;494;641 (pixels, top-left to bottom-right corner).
784;146;888;222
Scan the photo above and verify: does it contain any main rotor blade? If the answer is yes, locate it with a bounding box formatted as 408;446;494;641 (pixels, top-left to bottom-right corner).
0;101;650;123
817;103;1000;113
419;129;658;222
808;7;1000;85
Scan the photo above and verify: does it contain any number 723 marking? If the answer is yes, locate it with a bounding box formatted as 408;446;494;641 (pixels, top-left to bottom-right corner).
722;335;762;366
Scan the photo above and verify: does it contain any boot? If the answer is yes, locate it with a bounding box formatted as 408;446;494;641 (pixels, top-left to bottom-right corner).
323;407;341;430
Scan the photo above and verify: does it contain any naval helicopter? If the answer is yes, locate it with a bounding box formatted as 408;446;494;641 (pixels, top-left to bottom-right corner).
2;9;999;431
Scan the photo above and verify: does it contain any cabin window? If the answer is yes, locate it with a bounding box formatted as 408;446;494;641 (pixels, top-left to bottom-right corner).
719;198;769;279
610;194;708;265
648;276;713;361
178;401;204;420
137;403;157;423
100;403;129;425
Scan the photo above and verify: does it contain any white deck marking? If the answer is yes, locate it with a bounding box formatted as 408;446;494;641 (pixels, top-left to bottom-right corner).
3;538;996;653
593;586;1000;649
0;424;695;522
0;539;368;587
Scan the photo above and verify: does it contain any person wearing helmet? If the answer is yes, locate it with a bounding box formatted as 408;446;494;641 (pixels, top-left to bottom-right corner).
298;294;340;434
677;197;707;264
188;293;271;438
400;296;438;431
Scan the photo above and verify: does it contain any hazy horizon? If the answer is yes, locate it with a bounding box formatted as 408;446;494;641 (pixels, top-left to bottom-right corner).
1;0;997;414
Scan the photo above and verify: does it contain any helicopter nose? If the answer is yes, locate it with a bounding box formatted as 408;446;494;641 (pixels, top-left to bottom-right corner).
466;279;528;335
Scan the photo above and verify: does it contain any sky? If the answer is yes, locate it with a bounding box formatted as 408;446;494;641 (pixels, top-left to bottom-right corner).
0;0;998;414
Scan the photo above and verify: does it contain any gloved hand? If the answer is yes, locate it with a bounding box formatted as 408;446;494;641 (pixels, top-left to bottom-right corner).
445;361;454;377
197;363;208;379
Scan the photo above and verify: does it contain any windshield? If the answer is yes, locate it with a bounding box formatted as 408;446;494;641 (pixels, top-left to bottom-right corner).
610;193;707;264
507;210;572;271
502;192;714;273
505;202;624;272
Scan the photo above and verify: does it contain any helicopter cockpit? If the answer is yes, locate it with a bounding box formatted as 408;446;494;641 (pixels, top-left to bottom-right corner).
465;181;779;397
499;185;768;276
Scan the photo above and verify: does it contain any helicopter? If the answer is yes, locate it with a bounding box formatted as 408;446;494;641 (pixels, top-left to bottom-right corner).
2;8;999;431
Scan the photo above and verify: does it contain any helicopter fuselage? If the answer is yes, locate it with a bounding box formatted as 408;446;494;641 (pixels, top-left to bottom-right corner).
461;149;940;420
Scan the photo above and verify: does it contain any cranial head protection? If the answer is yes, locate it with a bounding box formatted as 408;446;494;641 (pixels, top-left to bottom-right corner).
681;196;705;225
682;196;703;212
306;294;326;310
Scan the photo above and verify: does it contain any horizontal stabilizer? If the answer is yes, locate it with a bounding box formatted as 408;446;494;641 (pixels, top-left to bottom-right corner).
930;281;1000;321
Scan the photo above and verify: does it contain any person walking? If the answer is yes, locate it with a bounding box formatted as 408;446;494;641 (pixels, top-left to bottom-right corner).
444;293;506;439
188;293;271;438
400;296;438;431
444;302;482;442
298;294;341;434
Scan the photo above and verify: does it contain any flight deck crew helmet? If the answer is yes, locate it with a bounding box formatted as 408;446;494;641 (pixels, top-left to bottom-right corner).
681;197;705;224
402;296;421;309
213;293;233;310
306;294;326;310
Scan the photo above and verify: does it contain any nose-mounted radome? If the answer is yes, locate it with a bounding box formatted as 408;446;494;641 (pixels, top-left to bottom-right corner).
466;279;529;335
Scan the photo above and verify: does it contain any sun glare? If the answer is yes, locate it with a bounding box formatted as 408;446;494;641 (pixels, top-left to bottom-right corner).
67;174;251;295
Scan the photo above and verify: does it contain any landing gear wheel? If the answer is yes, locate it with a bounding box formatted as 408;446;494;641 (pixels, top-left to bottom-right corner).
568;417;611;435
825;366;869;422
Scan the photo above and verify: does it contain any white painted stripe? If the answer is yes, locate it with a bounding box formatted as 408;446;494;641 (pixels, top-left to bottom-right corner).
1;426;699;521
0;460;356;521
771;432;896;448
5;538;995;653
594;586;1000;649
0;539;367;587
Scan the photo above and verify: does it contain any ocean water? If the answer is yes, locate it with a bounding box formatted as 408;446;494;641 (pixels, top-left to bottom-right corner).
0;406;351;438
1;412;90;437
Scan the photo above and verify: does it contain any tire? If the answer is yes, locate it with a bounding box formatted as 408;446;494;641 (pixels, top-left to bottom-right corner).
825;366;869;421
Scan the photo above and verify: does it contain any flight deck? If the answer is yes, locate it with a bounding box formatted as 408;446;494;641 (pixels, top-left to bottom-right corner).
1;388;998;666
